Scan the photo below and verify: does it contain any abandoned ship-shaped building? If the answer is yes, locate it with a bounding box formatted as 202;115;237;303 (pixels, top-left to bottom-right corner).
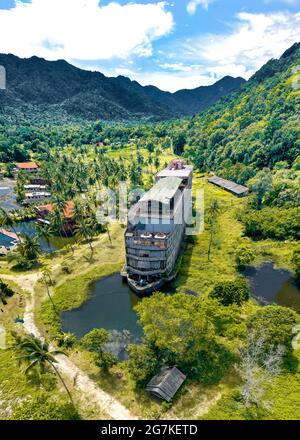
123;160;193;294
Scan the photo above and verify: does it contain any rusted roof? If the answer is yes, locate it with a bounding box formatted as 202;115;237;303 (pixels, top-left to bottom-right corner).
208;175;249;195
16;162;38;169
36;201;74;219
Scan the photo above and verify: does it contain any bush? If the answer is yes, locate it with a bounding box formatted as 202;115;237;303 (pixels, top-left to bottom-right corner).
210;279;250;306
243;207;300;241
235;244;255;269
61;263;72;274
81;328;117;372
56;332;77;348
248;306;299;355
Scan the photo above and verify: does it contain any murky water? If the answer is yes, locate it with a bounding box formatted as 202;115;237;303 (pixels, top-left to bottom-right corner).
61;274;143;359
15;220;75;253
244;262;300;312
61;274;143;337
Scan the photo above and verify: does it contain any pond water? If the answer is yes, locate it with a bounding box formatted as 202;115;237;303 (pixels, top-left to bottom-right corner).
244;262;300;313
15;220;75;254
61;274;143;359
61;274;142;338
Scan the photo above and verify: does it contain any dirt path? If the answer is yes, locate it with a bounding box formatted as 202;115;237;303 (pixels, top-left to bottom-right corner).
1;272;137;420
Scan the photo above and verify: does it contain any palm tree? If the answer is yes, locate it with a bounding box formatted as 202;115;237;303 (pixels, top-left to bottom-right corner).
16;233;42;267
52;199;75;253
41;266;58;317
35;223;53;252
12;333;73;403
75;217;94;255
0;208;20;240
50;209;65;240
206;199;221;261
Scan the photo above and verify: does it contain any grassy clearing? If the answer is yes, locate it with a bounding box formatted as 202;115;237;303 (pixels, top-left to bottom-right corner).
0;281;81;420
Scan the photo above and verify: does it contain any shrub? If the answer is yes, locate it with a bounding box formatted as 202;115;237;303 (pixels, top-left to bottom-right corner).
235;244;255;269
210;279;250;306
243;207;300;241
248;306;299;355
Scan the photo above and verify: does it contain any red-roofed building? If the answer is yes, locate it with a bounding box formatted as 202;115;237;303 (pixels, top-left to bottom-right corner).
35;201;75;233
15;162;39;173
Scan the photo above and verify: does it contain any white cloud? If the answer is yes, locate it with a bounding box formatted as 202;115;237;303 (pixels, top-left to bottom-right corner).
0;0;174;61
264;0;299;4
81;61;214;92
187;0;214;15
180;11;300;80
124;70;214;92
79;8;300;92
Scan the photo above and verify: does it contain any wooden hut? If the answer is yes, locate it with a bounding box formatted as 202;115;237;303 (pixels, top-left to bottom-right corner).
146;366;186;402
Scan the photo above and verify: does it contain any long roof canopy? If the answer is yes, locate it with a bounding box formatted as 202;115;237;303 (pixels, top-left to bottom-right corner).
140;176;183;205
208;175;249;195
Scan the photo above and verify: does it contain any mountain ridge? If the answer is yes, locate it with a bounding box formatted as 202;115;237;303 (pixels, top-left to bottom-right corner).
0;53;245;123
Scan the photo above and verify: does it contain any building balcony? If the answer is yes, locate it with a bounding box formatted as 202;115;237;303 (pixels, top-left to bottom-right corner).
126;265;167;276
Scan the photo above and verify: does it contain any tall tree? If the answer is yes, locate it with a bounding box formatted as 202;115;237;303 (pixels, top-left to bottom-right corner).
41;266;58;317
206;199;221;261
12;333;73;403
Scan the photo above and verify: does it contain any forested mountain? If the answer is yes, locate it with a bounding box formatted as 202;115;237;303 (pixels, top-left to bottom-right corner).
183;42;300;174
0;53;244;123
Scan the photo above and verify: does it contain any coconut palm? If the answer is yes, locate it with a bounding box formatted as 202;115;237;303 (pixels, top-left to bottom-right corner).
49;209;64;240
12;333;73;403
52;199;75;253
15;233;42;268
75;217;94;255
41;266;58;317
207;199;221;262
0;208;20;240
35;223;53;251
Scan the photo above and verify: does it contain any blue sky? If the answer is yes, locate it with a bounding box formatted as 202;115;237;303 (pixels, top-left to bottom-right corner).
0;0;300;91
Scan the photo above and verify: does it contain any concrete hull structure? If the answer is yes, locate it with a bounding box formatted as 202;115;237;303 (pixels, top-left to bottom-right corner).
123;160;193;295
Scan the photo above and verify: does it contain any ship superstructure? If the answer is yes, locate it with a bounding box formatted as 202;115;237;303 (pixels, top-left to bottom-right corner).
123;159;193;294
